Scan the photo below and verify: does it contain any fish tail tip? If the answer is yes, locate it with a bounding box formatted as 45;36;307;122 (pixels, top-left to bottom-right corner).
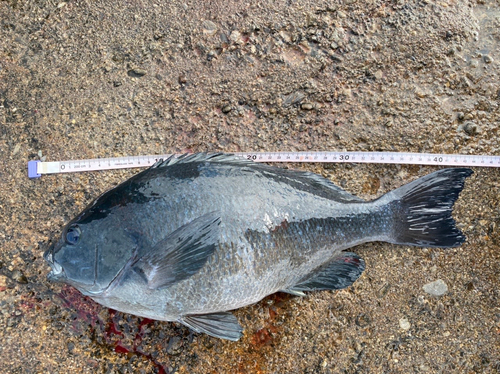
389;168;472;248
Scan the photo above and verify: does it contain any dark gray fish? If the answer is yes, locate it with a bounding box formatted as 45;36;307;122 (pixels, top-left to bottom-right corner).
44;153;472;341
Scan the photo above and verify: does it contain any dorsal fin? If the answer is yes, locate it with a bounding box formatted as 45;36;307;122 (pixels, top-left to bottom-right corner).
151;153;254;169
151;152;363;202
288;171;364;202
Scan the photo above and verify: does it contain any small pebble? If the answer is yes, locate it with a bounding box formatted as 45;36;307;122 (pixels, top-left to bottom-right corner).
12;270;28;284
222;105;232;113
178;75;187;85
374;70;383;79
166;336;183;356
331;54;344;63
202;20;218;36
0;274;7;288
355;313;371;327
283;91;305;107
337;10;347;18
127;68;146;78
230;30;241;43
483;55;493;64
399;317;411;331
301;103;314;110
377;282;390;298
423;279;448;296
463;121;480;136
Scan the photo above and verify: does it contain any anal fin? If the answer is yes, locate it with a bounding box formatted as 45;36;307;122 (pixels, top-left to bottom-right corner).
287;252;365;293
181;312;243;341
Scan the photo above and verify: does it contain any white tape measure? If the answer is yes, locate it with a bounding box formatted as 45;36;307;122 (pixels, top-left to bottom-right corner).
27;151;500;179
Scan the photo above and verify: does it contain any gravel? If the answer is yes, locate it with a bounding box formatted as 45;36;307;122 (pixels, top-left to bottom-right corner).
1;0;499;373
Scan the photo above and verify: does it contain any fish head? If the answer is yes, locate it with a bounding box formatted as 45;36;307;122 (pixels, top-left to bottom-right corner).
45;188;142;296
44;223;95;289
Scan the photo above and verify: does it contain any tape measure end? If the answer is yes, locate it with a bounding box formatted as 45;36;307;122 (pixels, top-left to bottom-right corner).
28;160;41;179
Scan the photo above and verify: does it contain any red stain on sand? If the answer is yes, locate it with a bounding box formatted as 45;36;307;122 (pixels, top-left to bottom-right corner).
57;286;167;373
251;324;278;347
234;293;293;373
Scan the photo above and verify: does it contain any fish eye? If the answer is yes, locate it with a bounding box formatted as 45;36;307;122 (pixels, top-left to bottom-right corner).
65;225;81;245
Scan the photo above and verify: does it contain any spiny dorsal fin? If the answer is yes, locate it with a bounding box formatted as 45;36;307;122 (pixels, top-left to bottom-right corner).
152;152;363;202
151;153;254;169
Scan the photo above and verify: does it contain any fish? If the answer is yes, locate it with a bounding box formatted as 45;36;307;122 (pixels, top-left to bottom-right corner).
44;153;473;341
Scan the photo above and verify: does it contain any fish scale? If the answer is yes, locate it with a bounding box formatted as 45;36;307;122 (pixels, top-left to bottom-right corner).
45;153;472;340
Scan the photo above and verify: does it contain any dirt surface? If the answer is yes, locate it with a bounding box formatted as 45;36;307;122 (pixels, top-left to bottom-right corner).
1;0;499;373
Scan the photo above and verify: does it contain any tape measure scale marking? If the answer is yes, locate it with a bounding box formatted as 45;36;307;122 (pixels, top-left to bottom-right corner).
27;151;500;179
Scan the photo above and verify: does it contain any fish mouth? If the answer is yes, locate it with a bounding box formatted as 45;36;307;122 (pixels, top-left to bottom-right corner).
43;243;65;281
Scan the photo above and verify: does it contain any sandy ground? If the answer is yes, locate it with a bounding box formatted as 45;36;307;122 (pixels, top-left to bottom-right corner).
1;0;499;373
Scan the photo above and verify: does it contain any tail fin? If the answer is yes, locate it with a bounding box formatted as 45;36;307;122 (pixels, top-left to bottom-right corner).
388;168;473;248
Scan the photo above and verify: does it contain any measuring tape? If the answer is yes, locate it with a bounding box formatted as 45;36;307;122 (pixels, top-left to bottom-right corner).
27;151;500;179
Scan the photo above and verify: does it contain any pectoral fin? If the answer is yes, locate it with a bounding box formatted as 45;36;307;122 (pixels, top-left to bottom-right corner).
285;252;365;293
181;312;243;341
132;212;220;289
